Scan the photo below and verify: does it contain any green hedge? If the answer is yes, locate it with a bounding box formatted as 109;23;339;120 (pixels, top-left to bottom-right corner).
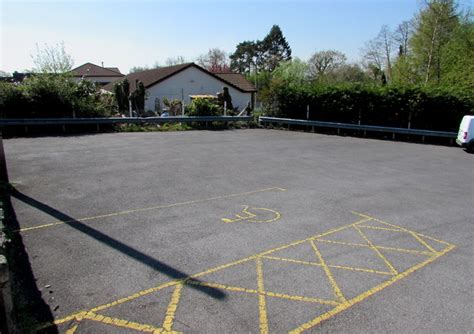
269;84;474;132
0;75;115;119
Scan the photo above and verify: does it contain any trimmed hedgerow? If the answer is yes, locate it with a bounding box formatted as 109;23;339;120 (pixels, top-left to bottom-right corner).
267;84;473;132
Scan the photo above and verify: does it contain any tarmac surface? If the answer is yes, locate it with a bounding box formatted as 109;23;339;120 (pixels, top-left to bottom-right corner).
5;129;473;333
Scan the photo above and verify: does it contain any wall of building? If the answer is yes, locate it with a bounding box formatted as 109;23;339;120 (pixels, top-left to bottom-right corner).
145;67;252;112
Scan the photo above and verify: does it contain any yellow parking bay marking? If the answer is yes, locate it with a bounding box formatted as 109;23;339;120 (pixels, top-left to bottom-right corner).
354;225;399;275
256;257;269;334
18;187;286;232
162;283;183;332
289;243;455;333
43;213;454;333
65;324;78;334
310;240;347;303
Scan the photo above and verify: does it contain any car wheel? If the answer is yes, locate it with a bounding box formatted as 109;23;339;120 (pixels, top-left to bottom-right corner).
467;141;474;153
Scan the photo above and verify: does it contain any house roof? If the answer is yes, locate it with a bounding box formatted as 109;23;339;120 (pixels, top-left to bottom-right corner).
70;63;124;77
106;67;121;74
214;73;257;92
102;63;257;93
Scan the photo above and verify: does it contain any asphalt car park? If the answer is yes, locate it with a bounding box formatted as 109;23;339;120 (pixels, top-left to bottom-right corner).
4;129;472;333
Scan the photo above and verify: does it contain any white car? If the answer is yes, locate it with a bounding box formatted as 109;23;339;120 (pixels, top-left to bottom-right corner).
456;115;474;152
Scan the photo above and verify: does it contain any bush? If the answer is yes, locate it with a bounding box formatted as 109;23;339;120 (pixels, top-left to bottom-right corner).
0;74;114;119
267;83;473;132
185;98;222;116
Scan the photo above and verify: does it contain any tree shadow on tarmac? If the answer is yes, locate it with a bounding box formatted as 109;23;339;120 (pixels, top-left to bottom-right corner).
8;187;227;331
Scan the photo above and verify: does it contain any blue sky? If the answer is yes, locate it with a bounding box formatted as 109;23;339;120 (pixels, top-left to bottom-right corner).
0;0;456;74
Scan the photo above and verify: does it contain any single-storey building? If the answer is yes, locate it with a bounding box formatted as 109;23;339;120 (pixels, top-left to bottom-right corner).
70;63;124;86
103;63;257;112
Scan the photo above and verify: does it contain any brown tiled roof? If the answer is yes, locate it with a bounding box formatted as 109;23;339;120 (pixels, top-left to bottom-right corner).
70;63;124;77
103;63;193;92
214;73;256;92
106;67;122;74
102;63;256;93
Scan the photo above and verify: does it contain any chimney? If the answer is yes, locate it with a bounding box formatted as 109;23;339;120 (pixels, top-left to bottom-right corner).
101;61;104;67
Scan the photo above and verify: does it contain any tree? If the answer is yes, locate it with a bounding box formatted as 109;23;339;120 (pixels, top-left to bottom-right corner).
410;0;460;85
129;66;150;73
230;25;291;74
217;87;234;111
271;58;309;86
165;56;186;66
113;79;130;114
129;62;161;74
31;41;74;74
362;25;395;82
308;50;346;81
440;14;474;89
329;64;370;83
260;25;292;72
394;21;412;56
197;48;231;72
230;40;261;74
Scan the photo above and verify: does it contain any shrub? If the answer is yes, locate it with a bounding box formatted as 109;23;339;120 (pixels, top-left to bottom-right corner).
185;98;222;116
0;74;114;119
267;83;473;132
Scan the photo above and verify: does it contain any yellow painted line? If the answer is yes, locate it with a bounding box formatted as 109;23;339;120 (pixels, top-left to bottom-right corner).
377;245;434;256
45;216;371;329
262;255;321;267
162;283;183;332
363;213;438;253
326;264;393;276
263;255;392;276
90;281;178;313
256;257;269;334
408;231;438;254
245;207;281;223
415;232;453;247
19;187;287;232
318;238;434;256
353;211;453;252
317;238;371;248
65;323;78;334
190;256;257;280
46;214;436;332
188;280;258;294
83;311;162;332
310;240;347;303
289;244;455;333
190;277;339;306
357;225;404;232
264;291;339;306
354;225;399;275
259;216;372;258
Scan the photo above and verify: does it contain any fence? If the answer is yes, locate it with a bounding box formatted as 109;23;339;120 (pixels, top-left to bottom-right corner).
259;116;457;143
0;116;253;135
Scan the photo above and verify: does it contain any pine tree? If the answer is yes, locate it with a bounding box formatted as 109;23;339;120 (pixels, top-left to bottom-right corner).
261;25;292;72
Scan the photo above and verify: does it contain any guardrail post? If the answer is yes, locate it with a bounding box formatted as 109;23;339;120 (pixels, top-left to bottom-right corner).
392;133;396;140
62;125;66;133
96;124;100;132
311;126;315;133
